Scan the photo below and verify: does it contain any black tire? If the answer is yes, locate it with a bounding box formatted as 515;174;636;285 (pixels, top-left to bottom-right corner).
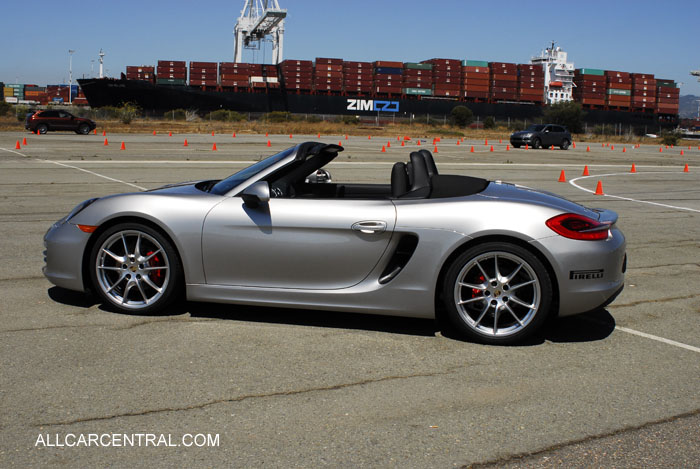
36;124;48;134
442;242;553;345
560;139;570;150
78;123;91;135
89;223;183;315
532;137;541;149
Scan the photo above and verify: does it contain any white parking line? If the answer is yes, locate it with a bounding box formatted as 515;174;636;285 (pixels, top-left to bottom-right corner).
615;326;700;353
569;172;700;213
1;148;146;191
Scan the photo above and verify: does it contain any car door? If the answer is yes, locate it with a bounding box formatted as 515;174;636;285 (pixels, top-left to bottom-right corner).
57;111;72;130
202;197;396;289
541;125;554;147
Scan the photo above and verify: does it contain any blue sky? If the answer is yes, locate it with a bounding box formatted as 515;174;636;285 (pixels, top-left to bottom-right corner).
2;0;699;95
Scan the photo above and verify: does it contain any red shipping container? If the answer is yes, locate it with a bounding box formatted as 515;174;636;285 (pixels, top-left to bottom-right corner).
432;70;460;79
374;61;403;68
580;98;606;105
433;77;460;85
433;89;460;97
189;79;218;86
464;90;489;98
424;58;461;67
375;86;402;93
344;79;374;87
343;61;372;68
315;71;344;79
464;85;490;92
345;85;373;93
463;78;490;87
630;73;654;80
434;84;461;91
462;66;490;74
190;61;217;68
605;70;631;79
158;60;186;67
315;57;343;65
280;59;313;67
316;64;343;72
403;68;432;77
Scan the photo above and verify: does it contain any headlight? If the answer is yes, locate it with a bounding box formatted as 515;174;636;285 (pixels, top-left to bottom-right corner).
65;198;99;222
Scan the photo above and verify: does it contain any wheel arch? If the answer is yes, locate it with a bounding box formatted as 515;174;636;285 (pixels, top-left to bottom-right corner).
81;216;186;292
434;234;560;319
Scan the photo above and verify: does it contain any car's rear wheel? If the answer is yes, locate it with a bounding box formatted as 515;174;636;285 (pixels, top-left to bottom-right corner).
36;124;48;134
560;139;570;150
78;123;90;135
442;242;553;344
532;137;541;149
89;223;183;315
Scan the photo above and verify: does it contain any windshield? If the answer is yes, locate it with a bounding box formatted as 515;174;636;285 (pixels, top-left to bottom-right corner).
525;124;545;132
210;146;295;195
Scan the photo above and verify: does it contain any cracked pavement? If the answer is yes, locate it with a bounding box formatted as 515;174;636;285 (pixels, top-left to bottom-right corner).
1;132;698;467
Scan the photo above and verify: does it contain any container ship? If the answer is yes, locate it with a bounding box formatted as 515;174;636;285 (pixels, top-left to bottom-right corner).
75;46;680;127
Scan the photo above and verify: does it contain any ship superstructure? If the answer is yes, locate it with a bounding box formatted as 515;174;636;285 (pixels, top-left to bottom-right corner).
531;42;575;104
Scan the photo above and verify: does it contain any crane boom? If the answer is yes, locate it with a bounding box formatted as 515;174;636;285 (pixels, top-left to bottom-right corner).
234;0;287;64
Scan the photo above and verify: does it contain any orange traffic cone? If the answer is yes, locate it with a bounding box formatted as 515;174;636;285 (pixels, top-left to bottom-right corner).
381;145;386;153
586;145;590;152
630;163;636;173
265;132;268;137
484;139;488;145
684;164;689;172
212;143;217;151
317;133;321;138
622;147;626;153
680;150;684;156
595;181;604;195
558;170;566;182
550;145;555;150
401;141;405;147
470;146;475;153
659;147;663;152
582;165;590;176
417;139;421;146
506;145;510;151
102;130;106;136
184;139;188;146
345;134;348;140
490;145;494;152
338;141;342;146
212;131;215;136
499;139;502;144
601;143;605;147
368;135;371;140
611;145;615;150
456;140;460;145
22;137;27;145
289;134;293;139
93;129;97;135
120;141;125;150
572;142;576;149
267;140;271;147
15;140;20;149
525;144;529;150
103;138;108;146
153;130;156;135
387;141;391;148
434;146;438;153
168;131;172;137
233;132;236;137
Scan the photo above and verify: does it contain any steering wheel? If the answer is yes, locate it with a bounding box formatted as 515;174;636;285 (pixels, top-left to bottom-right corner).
269;180;295;198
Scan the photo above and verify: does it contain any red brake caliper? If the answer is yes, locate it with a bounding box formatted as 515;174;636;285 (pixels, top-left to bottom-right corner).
472;275;485;298
145;250;163;283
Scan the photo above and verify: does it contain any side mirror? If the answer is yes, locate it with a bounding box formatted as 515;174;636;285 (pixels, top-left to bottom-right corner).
305;169;332;184
241;181;270;208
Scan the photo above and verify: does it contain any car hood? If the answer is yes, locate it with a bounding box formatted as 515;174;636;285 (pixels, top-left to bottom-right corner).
144;180;208;194
511;130;534;137
479;181;606;220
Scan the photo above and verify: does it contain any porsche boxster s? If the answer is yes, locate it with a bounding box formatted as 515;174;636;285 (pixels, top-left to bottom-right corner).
44;142;626;344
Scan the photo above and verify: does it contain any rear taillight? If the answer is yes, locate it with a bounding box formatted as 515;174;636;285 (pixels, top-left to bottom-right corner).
546;213;610;241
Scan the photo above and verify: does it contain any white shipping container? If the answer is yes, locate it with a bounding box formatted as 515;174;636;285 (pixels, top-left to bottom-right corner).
4;96;18;103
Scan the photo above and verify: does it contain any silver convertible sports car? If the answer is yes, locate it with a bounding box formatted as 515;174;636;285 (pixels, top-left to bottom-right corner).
44;142;626;344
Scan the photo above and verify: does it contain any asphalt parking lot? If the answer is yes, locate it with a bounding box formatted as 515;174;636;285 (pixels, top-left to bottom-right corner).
1;130;698;467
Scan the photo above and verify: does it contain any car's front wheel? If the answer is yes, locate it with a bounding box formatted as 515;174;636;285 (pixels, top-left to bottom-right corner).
532;137;541;149
442;242;553;344
89;223;183;314
560;139;571;150
36;124;48;134
78;123;91;135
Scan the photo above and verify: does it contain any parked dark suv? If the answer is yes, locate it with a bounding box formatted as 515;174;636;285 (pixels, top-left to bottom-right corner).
510;124;572;150
25;110;96;135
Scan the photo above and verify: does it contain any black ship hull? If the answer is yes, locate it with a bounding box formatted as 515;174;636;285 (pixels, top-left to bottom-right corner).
78;78;670;127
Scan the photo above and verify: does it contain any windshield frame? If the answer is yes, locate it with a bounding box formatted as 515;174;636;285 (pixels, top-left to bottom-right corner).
209;146;297;196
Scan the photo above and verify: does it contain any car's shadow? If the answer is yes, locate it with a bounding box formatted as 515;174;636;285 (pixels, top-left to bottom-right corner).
48;287;616;344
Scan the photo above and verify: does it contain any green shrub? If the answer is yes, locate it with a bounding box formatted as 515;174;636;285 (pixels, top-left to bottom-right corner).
660;131;681;146
15;105;29;122
264;111;291;122
118;103;140;124
450;105;473;127
166;109;187;121
543;101;585;133
483;116;496;129
208;109;230;121
341;115;360;125
0;100;12;117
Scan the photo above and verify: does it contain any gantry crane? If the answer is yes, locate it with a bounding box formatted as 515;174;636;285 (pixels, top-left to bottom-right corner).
233;0;287;64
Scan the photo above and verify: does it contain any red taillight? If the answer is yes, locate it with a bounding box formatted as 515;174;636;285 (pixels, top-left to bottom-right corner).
546;213;610;241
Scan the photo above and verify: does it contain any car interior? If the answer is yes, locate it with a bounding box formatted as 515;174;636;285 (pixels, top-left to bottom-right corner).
265;143;490;201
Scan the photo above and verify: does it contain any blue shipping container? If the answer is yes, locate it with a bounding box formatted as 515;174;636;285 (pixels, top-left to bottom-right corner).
375;67;403;75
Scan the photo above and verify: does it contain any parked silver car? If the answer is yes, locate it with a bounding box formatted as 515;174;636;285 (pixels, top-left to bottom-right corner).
43;142;626;344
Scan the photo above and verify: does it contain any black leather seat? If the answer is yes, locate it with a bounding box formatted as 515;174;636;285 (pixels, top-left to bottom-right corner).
391;162;409;198
400;152;431;198
418;149;439;177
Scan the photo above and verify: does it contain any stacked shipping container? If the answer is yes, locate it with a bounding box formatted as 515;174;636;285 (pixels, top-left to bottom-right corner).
605;71;632;108
125;66;156;83
189;62;218;87
403;62;433;96
462;60;489;100
573;69;607;106
489;62;518;101
314;58;343;93
156;60;187;86
279;60;313;92
423;59;461;97
518;64;545;103
631;73;656;111
220;62;253;89
656;79;680;115
343;61;373;94
374;61;403;96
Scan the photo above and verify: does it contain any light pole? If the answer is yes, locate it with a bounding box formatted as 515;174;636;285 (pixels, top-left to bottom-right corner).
68;49;75;104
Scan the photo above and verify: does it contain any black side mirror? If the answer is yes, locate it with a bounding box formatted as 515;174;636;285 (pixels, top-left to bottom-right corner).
241;181;270;208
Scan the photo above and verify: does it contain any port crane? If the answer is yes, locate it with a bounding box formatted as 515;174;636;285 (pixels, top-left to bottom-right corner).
233;0;287;64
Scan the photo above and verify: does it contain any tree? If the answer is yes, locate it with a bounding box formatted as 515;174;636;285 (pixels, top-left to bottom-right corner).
0;100;11;117
483;116;496;129
543;101;585;133
451;105;473;127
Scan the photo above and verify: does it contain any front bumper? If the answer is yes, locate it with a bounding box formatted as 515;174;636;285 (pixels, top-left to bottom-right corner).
43;221;92;292
510;135;534;146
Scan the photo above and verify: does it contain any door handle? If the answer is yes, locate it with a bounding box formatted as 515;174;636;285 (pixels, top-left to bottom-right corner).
351;221;387;234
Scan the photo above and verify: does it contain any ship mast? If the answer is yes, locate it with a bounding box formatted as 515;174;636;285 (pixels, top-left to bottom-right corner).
98;49;105;78
233;0;287;64
531;41;575;105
